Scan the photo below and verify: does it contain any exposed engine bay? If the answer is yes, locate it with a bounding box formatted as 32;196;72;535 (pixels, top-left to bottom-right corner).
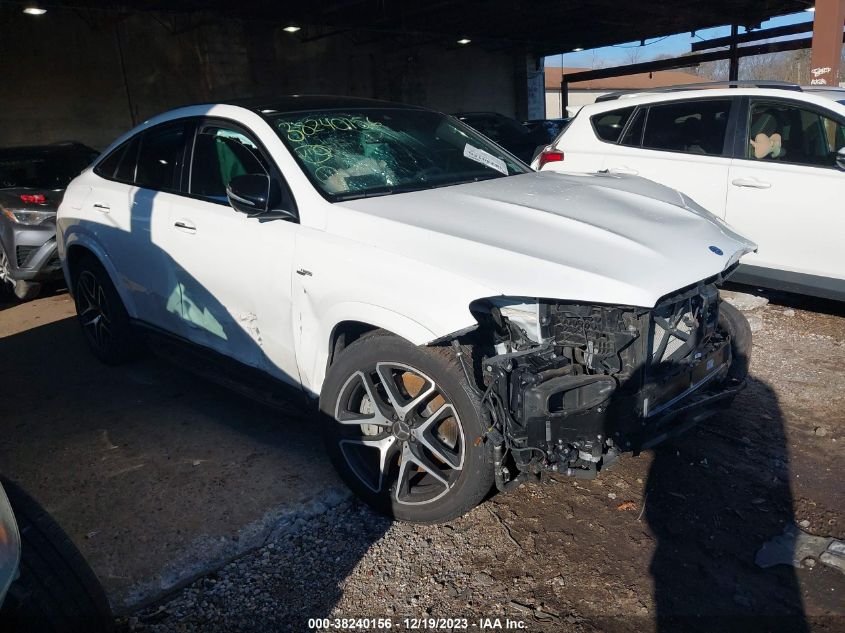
467;271;742;490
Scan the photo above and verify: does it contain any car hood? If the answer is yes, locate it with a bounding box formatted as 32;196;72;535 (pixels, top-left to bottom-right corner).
332;171;756;308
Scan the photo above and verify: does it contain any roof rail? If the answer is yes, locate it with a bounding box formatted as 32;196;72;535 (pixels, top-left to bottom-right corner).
594;80;802;102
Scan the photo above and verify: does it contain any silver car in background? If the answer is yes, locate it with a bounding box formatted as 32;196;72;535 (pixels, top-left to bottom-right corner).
0;142;98;300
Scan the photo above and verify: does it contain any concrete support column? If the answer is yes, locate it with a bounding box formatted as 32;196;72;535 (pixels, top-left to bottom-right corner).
515;52;545;121
809;0;845;86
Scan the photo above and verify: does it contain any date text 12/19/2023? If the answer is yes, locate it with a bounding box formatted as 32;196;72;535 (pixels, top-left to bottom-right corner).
307;617;528;630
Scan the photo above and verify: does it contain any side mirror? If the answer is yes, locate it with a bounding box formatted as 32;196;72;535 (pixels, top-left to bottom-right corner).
836;148;845;171
226;174;273;215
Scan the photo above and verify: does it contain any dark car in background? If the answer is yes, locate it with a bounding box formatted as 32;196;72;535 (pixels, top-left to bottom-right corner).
0;142;98;300
522;117;571;144
453;111;549;163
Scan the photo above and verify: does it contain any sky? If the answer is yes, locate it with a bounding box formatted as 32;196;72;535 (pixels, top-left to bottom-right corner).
545;11;815;68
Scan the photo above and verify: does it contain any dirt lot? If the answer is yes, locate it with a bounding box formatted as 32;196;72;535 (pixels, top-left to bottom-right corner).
1;286;843;632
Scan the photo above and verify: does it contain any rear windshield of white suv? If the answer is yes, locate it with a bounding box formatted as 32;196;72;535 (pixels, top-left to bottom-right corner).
263;108;530;201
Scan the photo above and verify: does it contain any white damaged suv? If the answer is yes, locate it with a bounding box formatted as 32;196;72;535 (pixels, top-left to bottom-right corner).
57;96;755;523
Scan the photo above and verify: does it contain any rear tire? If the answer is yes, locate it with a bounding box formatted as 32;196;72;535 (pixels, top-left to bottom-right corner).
0;478;114;633
72;256;137;365
320;334;494;523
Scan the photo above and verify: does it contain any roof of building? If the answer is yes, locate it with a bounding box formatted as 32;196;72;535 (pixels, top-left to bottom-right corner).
545;67;705;91
47;1;810;57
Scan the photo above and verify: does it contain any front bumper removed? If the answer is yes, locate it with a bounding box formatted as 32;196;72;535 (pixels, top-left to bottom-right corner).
483;338;740;482
479;280;743;487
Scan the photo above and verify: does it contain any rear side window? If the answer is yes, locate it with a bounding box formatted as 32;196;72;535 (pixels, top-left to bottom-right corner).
94;144;125;179
114;137;140;182
641;99;731;156
591;107;634;143
620;108;646;147
136;123;189;191
95;136;140;182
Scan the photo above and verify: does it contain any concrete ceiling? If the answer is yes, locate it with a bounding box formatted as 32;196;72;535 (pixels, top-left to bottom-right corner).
6;0;813;54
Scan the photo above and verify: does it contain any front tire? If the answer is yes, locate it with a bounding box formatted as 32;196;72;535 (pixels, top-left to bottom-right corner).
320;334;493;523
72;256;137;365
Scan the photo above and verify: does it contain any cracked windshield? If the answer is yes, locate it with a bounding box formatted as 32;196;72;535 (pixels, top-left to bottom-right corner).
264;108;529;200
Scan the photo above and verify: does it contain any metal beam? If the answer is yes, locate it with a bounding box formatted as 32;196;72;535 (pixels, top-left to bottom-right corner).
729;23;740;80
560;33;845;84
691;21;813;51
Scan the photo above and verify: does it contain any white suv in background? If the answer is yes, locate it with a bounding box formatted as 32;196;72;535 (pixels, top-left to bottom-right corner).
534;83;845;301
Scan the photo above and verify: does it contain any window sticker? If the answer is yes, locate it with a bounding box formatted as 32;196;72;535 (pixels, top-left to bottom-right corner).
463;144;508;175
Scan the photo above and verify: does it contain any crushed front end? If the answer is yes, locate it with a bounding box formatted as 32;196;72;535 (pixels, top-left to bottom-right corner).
473;272;747;488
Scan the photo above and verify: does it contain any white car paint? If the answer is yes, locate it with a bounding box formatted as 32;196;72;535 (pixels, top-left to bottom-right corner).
58;102;754;397
534;88;845;296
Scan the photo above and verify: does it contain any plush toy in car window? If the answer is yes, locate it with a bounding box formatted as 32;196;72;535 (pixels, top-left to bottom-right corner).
750;132;785;159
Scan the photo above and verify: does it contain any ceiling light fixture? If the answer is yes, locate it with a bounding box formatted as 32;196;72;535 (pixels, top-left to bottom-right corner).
572;47;584;52
457;38;471;45
22;5;46;15
283;25;301;33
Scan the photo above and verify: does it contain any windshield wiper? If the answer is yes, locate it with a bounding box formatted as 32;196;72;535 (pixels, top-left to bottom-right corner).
333;183;432;201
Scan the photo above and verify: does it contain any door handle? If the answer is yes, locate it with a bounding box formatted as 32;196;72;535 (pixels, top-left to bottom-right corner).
731;177;771;189
174;221;196;233
608;166;639;176
92;203;110;213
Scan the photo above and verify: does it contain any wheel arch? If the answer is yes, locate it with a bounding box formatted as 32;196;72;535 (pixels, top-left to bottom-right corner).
301;303;460;398
327;320;381;367
63;238;138;318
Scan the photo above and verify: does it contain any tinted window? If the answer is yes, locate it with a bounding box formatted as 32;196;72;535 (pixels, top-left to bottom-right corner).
136;123;188;191
642;99;731;156
114;136;140;183
94;144;125;179
747;100;845;168
620;108;645;147
114;134;141;182
190;126;268;202
591;107;634;143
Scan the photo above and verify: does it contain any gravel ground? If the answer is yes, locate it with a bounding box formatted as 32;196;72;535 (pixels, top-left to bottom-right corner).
125;289;845;633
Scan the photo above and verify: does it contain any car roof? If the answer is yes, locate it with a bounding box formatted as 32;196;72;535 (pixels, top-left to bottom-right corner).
801;86;845;101
218;94;426;114
574;87;845;115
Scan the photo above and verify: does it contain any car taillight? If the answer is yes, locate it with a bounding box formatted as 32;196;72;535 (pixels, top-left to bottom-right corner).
20;193;46;204
537;150;564;169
